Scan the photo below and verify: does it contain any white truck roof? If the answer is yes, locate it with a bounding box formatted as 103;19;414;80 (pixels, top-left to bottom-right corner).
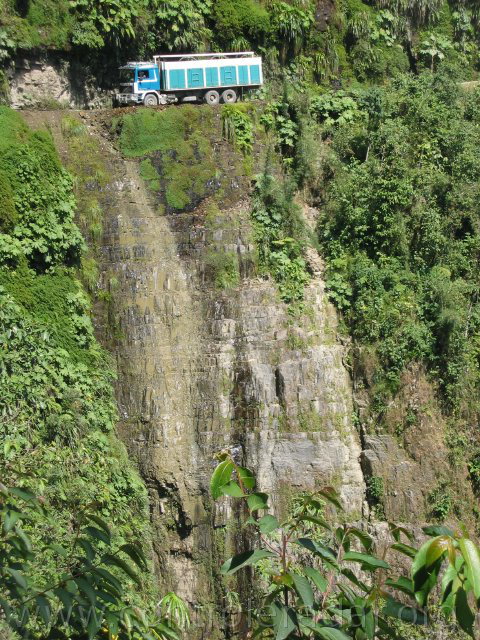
153;52;256;63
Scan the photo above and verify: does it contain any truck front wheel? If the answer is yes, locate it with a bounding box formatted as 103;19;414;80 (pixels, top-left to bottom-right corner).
143;93;159;107
204;90;220;105
221;89;237;104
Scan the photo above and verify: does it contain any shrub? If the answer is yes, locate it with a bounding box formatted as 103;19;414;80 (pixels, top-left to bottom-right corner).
205;250;240;289
211;455;479;638
0;111;84;271
213;0;270;45
118;106;217;212
222;104;254;155
0;170;17;231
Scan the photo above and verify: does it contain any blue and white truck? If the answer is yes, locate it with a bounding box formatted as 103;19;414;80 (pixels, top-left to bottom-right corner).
116;51;263;107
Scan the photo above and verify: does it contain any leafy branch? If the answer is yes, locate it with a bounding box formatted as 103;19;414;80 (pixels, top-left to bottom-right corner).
211;453;480;639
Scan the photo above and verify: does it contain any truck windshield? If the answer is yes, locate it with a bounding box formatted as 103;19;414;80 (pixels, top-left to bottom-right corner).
119;69;134;84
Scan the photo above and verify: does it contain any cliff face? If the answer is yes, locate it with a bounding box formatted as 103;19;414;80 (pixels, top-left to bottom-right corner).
34;106;362;624
22;104;466;637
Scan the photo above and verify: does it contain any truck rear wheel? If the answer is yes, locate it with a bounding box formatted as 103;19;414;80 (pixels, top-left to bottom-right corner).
204;90;220;105
221;89;237;104
143;93;158;107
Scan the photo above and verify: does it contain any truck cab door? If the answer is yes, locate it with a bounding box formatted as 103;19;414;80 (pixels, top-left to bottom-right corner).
136;68;160;92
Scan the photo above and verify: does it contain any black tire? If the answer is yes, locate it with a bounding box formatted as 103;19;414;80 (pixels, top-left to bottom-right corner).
221;89;237;104
143;93;159;107
204;90;220;105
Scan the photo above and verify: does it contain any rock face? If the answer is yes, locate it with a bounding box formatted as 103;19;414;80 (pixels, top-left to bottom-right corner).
8;55;109;109
88;108;365;625
22;107;365;635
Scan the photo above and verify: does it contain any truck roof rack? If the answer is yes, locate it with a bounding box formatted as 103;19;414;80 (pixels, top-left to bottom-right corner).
120;62;153;69
153;52;256;63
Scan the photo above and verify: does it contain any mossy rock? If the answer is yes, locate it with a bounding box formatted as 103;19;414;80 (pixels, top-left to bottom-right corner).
118;106;220;213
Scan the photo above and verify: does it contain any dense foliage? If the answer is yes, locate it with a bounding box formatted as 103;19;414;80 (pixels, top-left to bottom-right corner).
1;0;479;84
0;108;158;626
0;485;186;639
309;73;480;431
116;106;217;213
211;455;480;639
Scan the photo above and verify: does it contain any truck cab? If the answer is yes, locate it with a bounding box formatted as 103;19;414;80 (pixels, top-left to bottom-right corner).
117;62;161;106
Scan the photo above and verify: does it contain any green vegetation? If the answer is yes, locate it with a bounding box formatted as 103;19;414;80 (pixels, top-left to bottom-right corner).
311;73;480;428
211;455;480;639
221;104;254;157
252;167;309;304
0;108;83;271
0;108;162;630
117;106;217;212
0;486;186;639
2;0;480;637
1;0;479;86
205;250;240;289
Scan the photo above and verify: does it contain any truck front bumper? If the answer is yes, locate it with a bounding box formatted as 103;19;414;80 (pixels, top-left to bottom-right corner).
116;93;142;105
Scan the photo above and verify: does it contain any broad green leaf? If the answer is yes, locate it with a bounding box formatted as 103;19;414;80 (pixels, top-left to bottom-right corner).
353;600;374;639
301;619;351;640
153;622;181;639
210;460;234;500
247;493;269;512
221;549;275;575
385;576;414;596
425;536;450;566
87;513;111;536
270;602;297;640
102;553;140;584
258;514;279;534
119;543;147;569
304;566;328;592
4;509;21;532
455;587;475;637
412;539;445;606
84;525;111;545
9;487;37;502
318;487;342;510
54;587;74;613
237;466;256;490
441;556;463;601
383;598;427;625
423;525;454;537
93;567;123;596
292;573;314;608
391;542;417;559
87;609;101;640
347;527;373;552
458;538;480;601
75;577;97;606
6;568;27;589
35;595;51;624
343;551;389;570
341;568;369;593
295;538;337;564
95;589;118;606
50;543;68;558
78;538;96;563
221;481;244;498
